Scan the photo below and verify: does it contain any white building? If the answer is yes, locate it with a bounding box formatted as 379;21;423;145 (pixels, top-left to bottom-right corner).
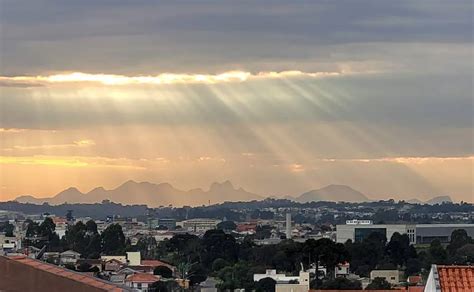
254;270;299;283
275;271;310;292
370;270;401;285
180;218;221;233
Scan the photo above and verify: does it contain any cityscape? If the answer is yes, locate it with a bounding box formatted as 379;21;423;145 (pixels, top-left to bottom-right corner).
0;1;473;292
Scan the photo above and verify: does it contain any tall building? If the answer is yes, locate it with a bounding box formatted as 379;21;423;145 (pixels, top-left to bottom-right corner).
286;213;292;239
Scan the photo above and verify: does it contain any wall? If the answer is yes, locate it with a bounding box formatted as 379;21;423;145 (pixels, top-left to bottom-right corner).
0;256;111;292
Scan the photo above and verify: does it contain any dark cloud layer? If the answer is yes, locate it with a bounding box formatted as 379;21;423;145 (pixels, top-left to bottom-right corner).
1;0;472;74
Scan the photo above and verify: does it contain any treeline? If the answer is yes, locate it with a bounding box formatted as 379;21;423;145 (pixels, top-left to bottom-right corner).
2;199;472;222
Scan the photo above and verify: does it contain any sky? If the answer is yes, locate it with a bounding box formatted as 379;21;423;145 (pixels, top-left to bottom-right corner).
0;0;473;202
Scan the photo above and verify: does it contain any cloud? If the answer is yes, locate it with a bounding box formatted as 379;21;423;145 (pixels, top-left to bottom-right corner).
0;155;145;169
3;140;95;151
1;1;471;75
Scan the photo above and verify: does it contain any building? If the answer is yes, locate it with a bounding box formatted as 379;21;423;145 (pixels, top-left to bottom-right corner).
415;224;474;244
180;218;221;233
157;218;176;230
0;255;130;291
254;269;300;283
126;251;141;266
286;213;292;239
370;270;401;285
124;273;159;291
425;264;474;291
336;222;474;244
275;271;310;292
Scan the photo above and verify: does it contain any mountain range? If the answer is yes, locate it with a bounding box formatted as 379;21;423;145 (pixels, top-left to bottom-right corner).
13;180;453;207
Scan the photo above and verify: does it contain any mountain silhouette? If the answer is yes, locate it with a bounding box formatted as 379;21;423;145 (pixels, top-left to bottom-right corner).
295;184;369;203
15;180;262;207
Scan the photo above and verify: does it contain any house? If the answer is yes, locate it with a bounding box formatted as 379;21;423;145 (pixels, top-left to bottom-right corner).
105;258;125;271
118;267;141;276
199;277;218;292
141;259;176;275
335;262;350;278
125;273;160;291
407;275;423;286
370;270;401;285
109;274;127;284
60;250;81;265
101;255;127;264
425;264;474;292
275;271;310;292
76;259;103;272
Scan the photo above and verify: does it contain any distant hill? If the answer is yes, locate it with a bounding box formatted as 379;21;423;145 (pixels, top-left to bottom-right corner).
406;195;453;205
15;180;262;207
295;184;369;203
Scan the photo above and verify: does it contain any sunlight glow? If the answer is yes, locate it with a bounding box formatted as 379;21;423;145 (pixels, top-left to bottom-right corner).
0;70;343;86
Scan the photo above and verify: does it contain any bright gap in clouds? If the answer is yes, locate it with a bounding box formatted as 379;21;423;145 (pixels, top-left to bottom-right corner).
0;70;350;86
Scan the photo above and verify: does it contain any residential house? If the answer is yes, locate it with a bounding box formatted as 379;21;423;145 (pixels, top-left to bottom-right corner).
125;273;160;291
105;258;125;272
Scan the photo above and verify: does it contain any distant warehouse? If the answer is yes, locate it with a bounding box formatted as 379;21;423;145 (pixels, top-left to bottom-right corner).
336;220;474;244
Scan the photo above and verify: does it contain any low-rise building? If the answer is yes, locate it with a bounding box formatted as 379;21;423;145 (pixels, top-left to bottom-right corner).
180;218;221;233
124;273;159;291
275;271;310;292
370;270;401;285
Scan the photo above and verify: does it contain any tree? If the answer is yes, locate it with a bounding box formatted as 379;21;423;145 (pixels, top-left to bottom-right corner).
429;240;448;265
4;222;14;237
211;258;229;272
101;224;126;255
217;221;237;231
149;281;169;292
256;277;276;292
405;258;422;276
304;238;349;279
135;236;158;259
447;229;472;255
454;243;474;264
154;266;173;278
366;277;392;290
202;229;239;266
386;233;413;267
320;278;362;290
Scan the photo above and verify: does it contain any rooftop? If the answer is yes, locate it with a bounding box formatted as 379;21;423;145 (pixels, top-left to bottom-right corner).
1;255;128;291
437;265;474;292
125;273;159;283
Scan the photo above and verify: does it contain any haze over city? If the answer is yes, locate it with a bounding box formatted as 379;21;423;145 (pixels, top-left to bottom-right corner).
1;1;473;203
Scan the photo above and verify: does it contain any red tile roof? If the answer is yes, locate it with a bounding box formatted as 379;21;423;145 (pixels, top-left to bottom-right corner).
125;273;159;283
408;275;422;285
437;265;474;292
141;259;175;269
6;255;126;292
